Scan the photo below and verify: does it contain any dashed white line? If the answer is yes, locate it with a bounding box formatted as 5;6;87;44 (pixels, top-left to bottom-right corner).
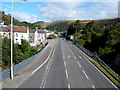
31;45;53;75
77;61;81;68
68;55;70;58
82;53;118;89
72;52;74;56
65;69;69;79
74;56;77;59
64;61;66;67
79;56;81;59
82;70;89;80
74;44;118;89
63;55;65;59
68;84;70;90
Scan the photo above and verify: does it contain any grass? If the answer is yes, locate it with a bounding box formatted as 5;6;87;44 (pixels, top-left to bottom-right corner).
99;62;120;82
92;60;120;87
35;44;45;52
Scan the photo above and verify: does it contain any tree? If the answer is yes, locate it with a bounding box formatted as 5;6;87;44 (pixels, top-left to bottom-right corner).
21;39;31;54
2;37;11;68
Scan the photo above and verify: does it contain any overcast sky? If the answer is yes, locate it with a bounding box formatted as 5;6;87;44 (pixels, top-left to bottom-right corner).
1;0;120;23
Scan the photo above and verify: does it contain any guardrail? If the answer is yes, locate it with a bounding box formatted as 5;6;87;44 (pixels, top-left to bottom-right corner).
0;43;48;83
75;43;120;79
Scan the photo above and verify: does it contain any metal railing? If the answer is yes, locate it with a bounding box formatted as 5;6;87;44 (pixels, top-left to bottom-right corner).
0;43;48;83
75;43;120;79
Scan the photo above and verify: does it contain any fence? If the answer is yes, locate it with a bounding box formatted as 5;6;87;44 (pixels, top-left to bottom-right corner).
0;43;48;83
75;43;120;79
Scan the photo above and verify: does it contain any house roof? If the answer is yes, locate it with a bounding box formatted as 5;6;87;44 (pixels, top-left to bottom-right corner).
29;29;37;33
3;25;28;33
38;30;46;33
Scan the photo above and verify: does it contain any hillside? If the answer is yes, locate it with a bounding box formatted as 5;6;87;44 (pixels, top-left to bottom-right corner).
67;17;120;75
34;18;119;32
0;11;37;29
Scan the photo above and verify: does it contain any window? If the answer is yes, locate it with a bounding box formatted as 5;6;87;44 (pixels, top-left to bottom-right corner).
16;33;18;37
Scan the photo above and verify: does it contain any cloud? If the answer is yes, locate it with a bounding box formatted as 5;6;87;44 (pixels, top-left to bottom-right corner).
4;8;8;14
38;1;118;21
13;11;38;23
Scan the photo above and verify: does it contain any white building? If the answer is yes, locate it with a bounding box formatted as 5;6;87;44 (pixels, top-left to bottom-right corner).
29;29;46;46
14;26;29;44
3;25;29;44
38;30;46;43
29;29;38;46
0;21;7;37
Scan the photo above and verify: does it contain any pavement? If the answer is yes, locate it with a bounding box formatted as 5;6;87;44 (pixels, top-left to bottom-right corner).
1;37;118;89
1;39;57;89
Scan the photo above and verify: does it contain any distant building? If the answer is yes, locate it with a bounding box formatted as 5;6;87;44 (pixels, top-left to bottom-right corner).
29;29;38;46
0;21;7;37
29;29;46;46
38;30;46;43
3;25;29;44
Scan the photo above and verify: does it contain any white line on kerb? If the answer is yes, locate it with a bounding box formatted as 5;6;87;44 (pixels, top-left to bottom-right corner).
74;56;77;59
64;61;66;67
92;85;95;90
74;45;118;89
82;70;89;80
77;61;81;68
65;69;69;79
31;45;53;75
68;84;70;90
83;54;118;89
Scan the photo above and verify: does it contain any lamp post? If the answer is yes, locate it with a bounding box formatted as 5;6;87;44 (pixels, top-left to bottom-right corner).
10;0;27;79
10;0;14;79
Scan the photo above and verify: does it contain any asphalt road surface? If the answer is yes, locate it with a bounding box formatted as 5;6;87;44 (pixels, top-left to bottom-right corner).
18;38;118;89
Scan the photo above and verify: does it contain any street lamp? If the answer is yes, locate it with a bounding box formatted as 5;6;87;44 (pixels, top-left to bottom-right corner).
10;0;27;79
10;0;14;79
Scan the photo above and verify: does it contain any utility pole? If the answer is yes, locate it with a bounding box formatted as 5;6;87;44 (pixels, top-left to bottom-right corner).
10;0;14;79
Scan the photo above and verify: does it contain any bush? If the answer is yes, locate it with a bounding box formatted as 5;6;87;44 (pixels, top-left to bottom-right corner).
76;39;85;46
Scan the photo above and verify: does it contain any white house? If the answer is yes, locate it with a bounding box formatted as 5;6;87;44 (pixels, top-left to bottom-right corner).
38;30;46;43
43;29;54;38
29;29;38;46
0;21;8;37
29;29;47;46
3;25;29;44
14;26;29;44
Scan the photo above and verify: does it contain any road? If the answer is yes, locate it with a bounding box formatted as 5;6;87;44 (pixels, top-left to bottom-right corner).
18;38;117;89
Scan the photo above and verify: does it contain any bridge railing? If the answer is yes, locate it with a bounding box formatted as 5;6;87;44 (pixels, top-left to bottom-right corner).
75;43;120;79
0;43;48;83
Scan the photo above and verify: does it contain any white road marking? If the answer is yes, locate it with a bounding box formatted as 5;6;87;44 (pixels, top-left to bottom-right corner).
65;69;69;79
83;55;118;89
68;84;70;90
72;52;74;56
73;44;118;88
82;70;89;80
92;85;95;90
63;55;65;59
40;40;59;88
31;45;53;75
79;56;81;59
77;61;81;68
64;61;66;67
68;55;70;58
74;56;77;59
